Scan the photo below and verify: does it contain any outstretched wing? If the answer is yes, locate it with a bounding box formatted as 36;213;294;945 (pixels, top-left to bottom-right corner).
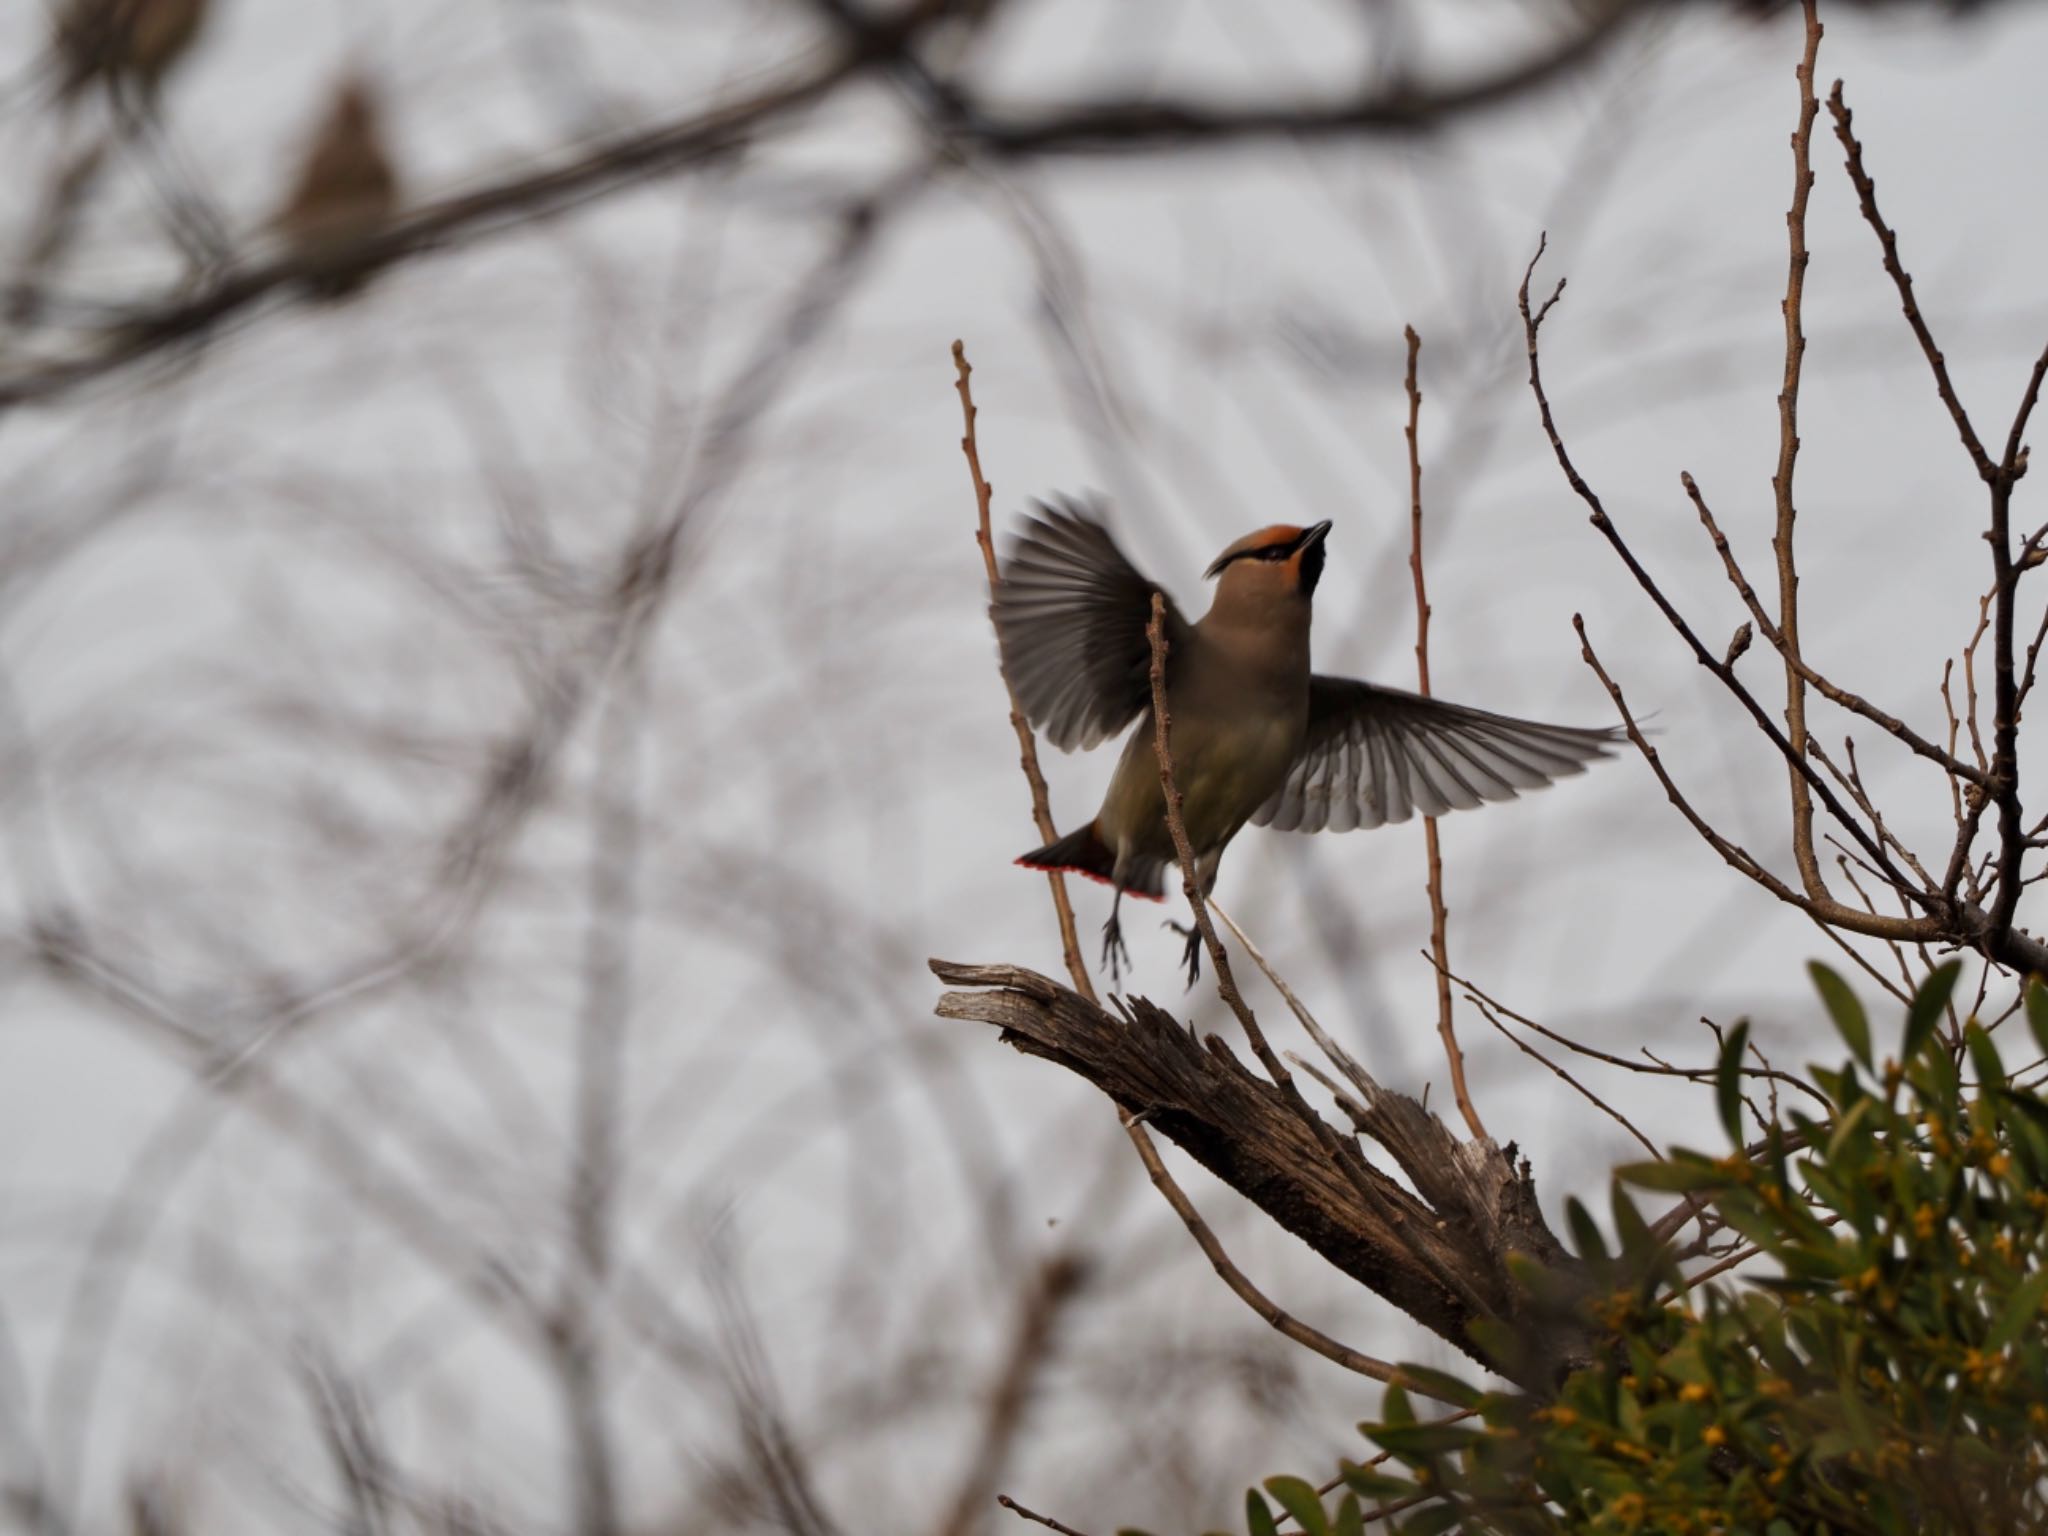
1253;676;1623;833
991;497;1190;752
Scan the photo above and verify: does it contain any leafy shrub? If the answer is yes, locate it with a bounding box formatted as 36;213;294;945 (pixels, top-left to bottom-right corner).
1193;961;2048;1536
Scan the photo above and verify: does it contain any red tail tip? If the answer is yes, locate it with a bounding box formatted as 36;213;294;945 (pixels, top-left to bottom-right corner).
1013;857;1164;901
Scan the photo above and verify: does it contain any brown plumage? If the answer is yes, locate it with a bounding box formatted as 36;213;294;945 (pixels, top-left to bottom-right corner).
994;497;1623;983
274;77;400;300
53;0;208;103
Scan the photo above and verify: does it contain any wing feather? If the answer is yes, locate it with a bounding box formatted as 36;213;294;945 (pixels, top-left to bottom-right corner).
990;497;1189;751
1252;676;1622;833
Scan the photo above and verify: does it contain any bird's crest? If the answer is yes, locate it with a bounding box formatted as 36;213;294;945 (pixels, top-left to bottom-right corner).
1203;522;1329;579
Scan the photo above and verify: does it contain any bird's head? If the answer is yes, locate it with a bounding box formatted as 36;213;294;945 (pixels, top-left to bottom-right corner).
1203;520;1331;605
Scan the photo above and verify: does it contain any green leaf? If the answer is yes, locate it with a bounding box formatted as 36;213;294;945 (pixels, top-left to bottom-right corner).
1918;1035;1962;1111
1611;1184;1653;1261
1393;1505;1462;1536
1903;960;1962;1063
1997;1086;2048;1128
1617;1157;1727;1194
1337;1461;1412;1500
1965;1020;2007;1091
1987;1265;2048;1350
1333;1493;1365;1536
1245;1490;1280;1536
1822;1098;1876;1167
1810;962;1871;1069
1371;1422;1486;1458
1261;1482;1327;1536
1565;1196;1609;1263
1379;1384;1416;1427
1717;1021;1751;1144
1262;1478;1328;1536
1394;1365;1484;1411
2027;979;2048;1061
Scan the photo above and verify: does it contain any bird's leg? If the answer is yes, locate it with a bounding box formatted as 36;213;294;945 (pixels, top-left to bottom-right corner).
1100;890;1131;987
1162;918;1202;990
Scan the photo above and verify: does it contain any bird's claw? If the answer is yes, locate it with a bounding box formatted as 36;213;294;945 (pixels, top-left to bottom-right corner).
1101;911;1132;988
1162;919;1203;990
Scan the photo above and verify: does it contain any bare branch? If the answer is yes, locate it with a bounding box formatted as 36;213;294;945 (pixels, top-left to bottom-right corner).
1775;0;1825;900
1403;325;1484;1142
1681;470;1984;787
1827;80;1994;480
965;0;1642;156
956;339;1098;1004
1119;1121;1408;1386
933;960;1594;1390
997;1494;1096;1536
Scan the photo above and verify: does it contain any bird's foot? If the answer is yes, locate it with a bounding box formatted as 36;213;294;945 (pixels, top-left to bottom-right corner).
1162;919;1203;990
1101;911;1132;988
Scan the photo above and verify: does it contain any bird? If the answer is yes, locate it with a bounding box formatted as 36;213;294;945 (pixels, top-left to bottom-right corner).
9;0;210;328
52;0;209;105
991;497;1624;986
273;75;401;300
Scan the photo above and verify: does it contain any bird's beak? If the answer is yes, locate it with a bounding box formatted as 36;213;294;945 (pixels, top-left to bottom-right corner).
1297;521;1332;553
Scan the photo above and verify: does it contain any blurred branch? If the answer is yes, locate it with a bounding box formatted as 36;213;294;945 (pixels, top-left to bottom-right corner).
0;10;950;408
962;0;1640;156
293;1346;395;1536
553;662;648;1536
708;1250;847;1536
932;1252;1088;1536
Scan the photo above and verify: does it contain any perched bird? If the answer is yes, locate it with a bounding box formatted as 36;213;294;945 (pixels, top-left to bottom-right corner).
993;498;1623;984
273;76;401;300
52;0;208;105
9;0;209;327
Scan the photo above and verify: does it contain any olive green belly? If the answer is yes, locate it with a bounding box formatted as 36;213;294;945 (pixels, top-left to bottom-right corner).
1100;709;1299;859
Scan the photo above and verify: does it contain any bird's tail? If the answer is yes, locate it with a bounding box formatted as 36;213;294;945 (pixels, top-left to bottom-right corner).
1016;821;1165;901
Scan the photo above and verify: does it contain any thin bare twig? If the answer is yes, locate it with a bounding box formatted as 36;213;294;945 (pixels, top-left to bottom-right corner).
1519;243;1915;901
1517;246;2048;978
955;340;1098;1006
1827;81;1993;481
1206;901;1358;1094
1404;325;1484;1142
1809;736;1934;889
958;356;1416;1394
1465;990;1660;1160
1775;0;1825;900
1682;469;1983;788
1141;605;1509;1338
1119;1117;1412;1386
997;1495;1095;1536
1144;593;1267;1050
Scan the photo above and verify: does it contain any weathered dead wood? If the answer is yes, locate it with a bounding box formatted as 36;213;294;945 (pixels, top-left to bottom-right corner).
931;960;1595;1390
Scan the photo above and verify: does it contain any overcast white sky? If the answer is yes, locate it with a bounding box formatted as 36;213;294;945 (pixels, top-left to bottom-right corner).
3;3;2047;1532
